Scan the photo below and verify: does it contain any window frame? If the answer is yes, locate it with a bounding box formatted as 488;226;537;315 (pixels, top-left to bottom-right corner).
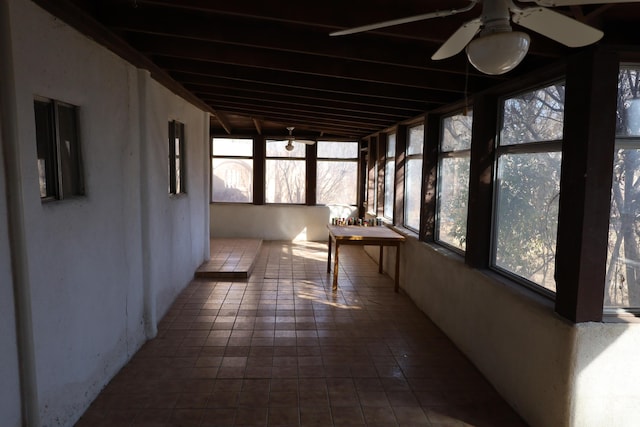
34;97;84;201
316;140;359;206
383;132;396;221
168;120;186;196
490;81;565;298
403;123;424;232
265;138;307;204
210;137;254;203
435;111;473;254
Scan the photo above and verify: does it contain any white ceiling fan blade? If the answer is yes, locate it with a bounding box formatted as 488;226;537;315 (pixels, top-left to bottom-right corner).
519;0;640;6
512;7;603;47
431;18;482;60
297;139;317;145
330;1;478;36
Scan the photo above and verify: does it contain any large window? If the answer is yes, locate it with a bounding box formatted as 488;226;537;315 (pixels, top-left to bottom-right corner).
168;120;186;195
266;139;306;203
437;112;473;251
493;84;565;293
383;133;396;219
316;140;358;205
404;124;424;231
34;98;84;200
605;66;640;310
211;138;253;203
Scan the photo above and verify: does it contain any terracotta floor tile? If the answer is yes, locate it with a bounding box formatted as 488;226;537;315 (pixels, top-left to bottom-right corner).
74;241;527;427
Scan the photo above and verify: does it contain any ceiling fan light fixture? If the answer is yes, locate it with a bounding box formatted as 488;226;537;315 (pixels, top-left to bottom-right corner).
285;141;295;151
466;30;530;75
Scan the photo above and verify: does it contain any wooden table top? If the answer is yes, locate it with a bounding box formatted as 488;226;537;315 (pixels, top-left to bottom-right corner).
327;225;406;241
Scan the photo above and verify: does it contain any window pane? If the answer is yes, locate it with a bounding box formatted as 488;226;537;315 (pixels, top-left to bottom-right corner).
34;100;57;198
606;147;640;308
212;138;253;156
384;134;396;219
404;158;422;231
407;125;424;155
317;140;358;158
500;84;565;145
494;152;561;291
606;67;640;308
317;161;357;205
441;113;472;152
212;158;253;203
265;159;305;203
56;104;83;197
404;125;423;230
386;134;396;158
266;139;305;157
437;156;470;250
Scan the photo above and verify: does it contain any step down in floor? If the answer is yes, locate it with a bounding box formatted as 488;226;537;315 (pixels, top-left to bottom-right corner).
195;238;262;279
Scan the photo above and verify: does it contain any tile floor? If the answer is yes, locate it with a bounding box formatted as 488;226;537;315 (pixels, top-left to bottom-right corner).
75;241;527;427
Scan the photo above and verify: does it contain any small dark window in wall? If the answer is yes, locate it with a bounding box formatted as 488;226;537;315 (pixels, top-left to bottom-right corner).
34;99;84;200
169;120;186;195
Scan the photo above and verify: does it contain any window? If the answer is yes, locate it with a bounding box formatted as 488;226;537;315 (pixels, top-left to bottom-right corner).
404;124;424;231
211;138;253;203
168;120;186;195
605;65;640;310
34;99;83;200
316;140;358;205
265;138;305;203
383;133;396;219
437;112;473;251
493;83;565;293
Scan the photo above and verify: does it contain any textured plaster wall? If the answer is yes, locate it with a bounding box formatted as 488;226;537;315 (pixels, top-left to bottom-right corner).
3;1;209;425
210;204;357;241
0;109;22;427
368;232;640;427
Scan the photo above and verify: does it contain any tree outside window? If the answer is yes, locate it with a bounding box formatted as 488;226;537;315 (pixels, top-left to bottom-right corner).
211;138;253;203
404;124;424;231
605;66;640;310
437;112;473;251
383;133;396;220
316;140;358;205
266;139;306;203
493;83;565;293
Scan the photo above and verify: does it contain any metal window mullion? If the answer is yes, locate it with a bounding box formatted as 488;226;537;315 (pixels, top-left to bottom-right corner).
497;140;562;155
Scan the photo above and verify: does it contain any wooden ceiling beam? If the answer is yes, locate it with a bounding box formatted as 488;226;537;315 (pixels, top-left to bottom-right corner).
186;84;422;119
171;71;432;112
204;102;386;131
130;34;491;92
154;58;460;104
201;97;395;128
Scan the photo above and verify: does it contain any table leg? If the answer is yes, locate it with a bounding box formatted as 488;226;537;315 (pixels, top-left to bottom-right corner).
327;234;332;273
332;242;340;291
394;244;400;293
378;245;384;274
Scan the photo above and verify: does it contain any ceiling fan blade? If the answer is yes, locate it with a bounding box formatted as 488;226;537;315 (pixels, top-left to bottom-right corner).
512;7;603;47
520;0;640;6
297;139;317;145
330;0;478;36
431;18;482;60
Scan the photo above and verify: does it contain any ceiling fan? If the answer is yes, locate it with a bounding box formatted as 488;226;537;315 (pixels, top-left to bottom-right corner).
330;0;639;75
277;127;316;151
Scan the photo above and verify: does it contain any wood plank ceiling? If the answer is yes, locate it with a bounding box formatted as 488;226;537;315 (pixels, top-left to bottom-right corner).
34;0;640;140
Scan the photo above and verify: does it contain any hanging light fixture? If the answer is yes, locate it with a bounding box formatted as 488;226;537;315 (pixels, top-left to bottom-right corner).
466;29;530;75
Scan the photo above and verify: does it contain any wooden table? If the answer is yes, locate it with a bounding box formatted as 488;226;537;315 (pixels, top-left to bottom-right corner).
327;225;405;292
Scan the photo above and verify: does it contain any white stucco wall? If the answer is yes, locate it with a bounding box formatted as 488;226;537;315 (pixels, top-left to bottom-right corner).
210;203;357;241
368;231;640;427
3;1;209;425
0;119;22;427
